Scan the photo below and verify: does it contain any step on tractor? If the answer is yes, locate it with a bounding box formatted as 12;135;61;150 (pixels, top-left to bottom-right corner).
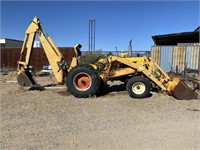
17;17;199;100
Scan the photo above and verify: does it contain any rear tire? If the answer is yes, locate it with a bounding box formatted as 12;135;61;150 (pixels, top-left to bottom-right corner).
66;65;100;98
126;76;150;98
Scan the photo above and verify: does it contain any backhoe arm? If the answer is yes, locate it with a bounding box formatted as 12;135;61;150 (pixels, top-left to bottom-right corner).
17;17;80;87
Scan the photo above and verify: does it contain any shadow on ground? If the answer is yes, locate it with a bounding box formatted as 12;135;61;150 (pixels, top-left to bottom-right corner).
97;83;153;98
97;83;127;97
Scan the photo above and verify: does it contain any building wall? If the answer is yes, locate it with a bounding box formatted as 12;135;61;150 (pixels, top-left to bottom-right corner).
0;39;24;48
0;38;42;48
151;45;200;75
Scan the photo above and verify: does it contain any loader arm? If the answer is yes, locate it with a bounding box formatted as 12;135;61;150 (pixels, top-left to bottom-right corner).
107;56;171;90
17;17;80;87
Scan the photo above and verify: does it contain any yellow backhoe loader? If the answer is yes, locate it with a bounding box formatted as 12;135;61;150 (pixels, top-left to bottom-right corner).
17;17;199;100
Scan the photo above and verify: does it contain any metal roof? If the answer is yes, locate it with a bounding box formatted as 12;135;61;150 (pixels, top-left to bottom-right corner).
152;27;199;45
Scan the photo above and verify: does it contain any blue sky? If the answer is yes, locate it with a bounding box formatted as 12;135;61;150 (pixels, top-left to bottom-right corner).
1;1;199;51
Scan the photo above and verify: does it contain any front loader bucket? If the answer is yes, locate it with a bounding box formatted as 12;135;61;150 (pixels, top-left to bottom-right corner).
166;78;198;100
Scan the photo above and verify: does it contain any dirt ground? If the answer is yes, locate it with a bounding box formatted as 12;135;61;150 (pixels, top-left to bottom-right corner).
0;73;200;150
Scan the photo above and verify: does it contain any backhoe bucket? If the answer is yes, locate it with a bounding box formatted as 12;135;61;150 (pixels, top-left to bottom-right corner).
17;70;37;87
166;78;198;100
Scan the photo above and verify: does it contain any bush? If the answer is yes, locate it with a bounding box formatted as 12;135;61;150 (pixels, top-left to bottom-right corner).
79;50;106;64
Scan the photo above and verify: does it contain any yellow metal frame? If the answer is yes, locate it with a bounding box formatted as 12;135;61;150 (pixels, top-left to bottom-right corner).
96;55;178;93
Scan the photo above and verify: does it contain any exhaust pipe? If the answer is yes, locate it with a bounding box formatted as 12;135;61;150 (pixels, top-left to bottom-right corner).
128;40;132;57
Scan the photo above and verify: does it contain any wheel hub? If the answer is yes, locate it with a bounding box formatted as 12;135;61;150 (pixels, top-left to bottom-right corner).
73;73;92;91
132;82;146;95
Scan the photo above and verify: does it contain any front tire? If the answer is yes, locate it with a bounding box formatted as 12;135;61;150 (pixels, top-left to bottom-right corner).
126;76;150;98
66;65;100;98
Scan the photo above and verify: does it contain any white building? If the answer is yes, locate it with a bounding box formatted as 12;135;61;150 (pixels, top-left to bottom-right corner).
0;38;41;48
0;38;23;48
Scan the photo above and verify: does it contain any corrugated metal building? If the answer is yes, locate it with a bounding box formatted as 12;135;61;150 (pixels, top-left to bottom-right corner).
151;46;200;73
151;27;200;75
